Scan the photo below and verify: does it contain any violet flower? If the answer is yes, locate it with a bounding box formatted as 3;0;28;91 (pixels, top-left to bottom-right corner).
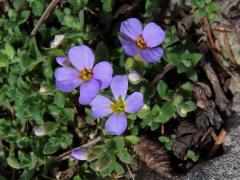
55;45;113;105
90;75;144;135
56;56;70;67
119;18;165;63
71;148;88;160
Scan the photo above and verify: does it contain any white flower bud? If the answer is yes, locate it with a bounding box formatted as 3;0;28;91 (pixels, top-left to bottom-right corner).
128;71;141;85
34;126;46;137
50;34;65;48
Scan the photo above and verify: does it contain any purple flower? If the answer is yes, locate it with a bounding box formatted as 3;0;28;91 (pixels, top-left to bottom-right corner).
90;75;144;135
55;45;113;105
71;148;88;160
56;56;70;67
119;18;165;63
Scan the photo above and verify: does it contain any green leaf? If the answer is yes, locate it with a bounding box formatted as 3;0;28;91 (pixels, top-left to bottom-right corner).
95;153;112;172
159;136;170;144
117;149;132;164
194;8;205;21
179;82;193;96
60;133;73;149
42;122;58;134
7;157;21;169
43;142;60;155
29;37;42;59
166;53;180;65
17;137;32;148
208;2;219;12
0;52;9;68
79;10;85;30
5;43;15;59
177;101;197;117
101;0;112;12
8;9;17;22
187;150;198;162
191;0;205;8
54;91;65;108
12;0;22;9
157;80;168;99
43;59;53;79
113;136;125;152
185;69;198;81
137;104;149;119
18;10;31;25
62;108;75;122
30;1;44;16
157;102;176;124
191;53;202;66
207;11;215;20
124;135;139;144
173;95;184;107
88;145;106;161
114;161;125;174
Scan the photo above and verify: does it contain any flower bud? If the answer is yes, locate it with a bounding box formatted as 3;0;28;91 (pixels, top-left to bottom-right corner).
50;34;65;48
128;71;141;85
34;126;46;137
71;148;88;160
39;85;52;95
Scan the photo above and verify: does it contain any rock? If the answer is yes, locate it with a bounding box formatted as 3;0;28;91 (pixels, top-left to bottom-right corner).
222;113;240;153
181;152;240;180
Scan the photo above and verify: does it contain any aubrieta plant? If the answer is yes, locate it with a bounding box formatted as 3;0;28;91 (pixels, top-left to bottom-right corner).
54;18;163;136
0;0;204;177
91;75;144;135
55;45;113;105
119;18;165;63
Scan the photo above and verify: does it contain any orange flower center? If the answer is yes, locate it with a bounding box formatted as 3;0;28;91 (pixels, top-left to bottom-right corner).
79;68;93;82
136;36;147;49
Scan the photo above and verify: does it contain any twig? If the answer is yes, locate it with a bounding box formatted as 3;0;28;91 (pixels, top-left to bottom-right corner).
31;0;60;36
126;165;135;180
212;28;232;33
200;127;212;144
152;63;174;85
223;32;237;64
160;125;164;135
210;130;218;141
203;18;240;85
208;129;227;159
54;136;102;162
203;63;231;113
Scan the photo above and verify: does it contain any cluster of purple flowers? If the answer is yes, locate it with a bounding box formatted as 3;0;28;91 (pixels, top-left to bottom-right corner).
55;18;164;137
55;18;165;160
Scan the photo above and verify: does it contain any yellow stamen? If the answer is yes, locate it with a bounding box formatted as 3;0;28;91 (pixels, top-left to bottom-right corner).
79;68;93;82
136;35;147;49
110;97;126;114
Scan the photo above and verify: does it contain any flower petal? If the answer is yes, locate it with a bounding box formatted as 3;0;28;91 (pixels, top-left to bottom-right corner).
90;95;112;118
111;75;128;100
71;148;88;160
105;114;127;135
55;67;82;92
120;18;142;40
68;45;95;71
79;79;100;105
93;62;113;89
142;22;165;47
140;47;164;63
125;92;144;113
119;34;140;56
56;56;70;66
